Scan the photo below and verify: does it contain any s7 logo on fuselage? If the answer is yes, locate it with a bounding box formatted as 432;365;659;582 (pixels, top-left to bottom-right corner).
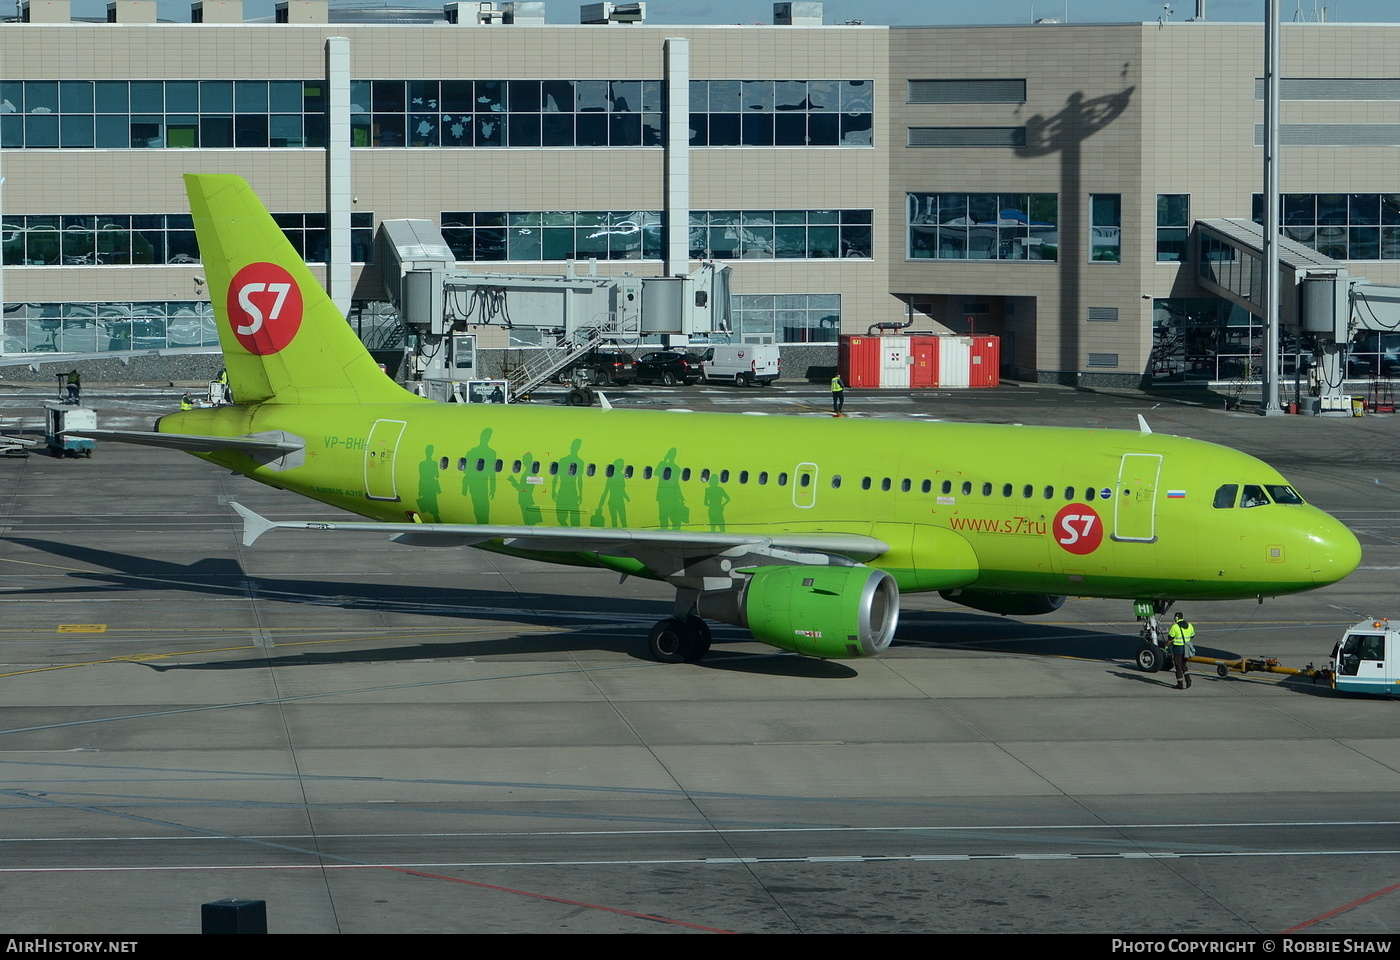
1053;503;1103;555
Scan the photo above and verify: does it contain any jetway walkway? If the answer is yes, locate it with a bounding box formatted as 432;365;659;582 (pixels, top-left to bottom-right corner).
377;219;731;402
1197;218;1400;413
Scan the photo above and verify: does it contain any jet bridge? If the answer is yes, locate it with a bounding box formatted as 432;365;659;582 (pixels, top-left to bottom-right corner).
1197;218;1400;413
377;219;732;400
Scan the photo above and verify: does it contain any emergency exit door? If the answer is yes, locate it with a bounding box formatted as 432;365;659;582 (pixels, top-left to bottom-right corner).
364;419;407;501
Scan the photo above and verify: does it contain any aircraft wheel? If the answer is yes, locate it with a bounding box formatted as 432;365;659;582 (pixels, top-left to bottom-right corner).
565;387;587;406
1136;645;1165;672
648;618;694;664
1216;663;1229;678
685;616;712;661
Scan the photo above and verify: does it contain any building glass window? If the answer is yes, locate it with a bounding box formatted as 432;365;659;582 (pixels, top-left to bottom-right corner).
1;212;372;266
689;79;871;147
442;210;873;262
1253;192;1400;261
908;192;1058;261
732;293;840;343
1157;194;1190;262
355;79;662;149
1090;194;1121;262
442;210;663;261
0;79;325;149
1;301;218;354
690;210;871;259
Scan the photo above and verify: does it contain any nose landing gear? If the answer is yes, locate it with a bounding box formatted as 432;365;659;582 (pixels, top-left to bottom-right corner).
1133;599;1173;672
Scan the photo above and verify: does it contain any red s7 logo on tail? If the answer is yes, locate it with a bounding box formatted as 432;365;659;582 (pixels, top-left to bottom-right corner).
228;263;303;355
1053;504;1103;555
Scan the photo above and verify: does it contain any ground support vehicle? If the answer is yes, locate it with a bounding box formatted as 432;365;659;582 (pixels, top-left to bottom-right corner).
1330;619;1400;696
43;404;95;458
698;344;780;386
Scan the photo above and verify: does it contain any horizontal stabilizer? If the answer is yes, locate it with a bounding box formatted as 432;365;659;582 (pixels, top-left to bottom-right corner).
229;502;283;546
228;502;889;560
74;428;304;455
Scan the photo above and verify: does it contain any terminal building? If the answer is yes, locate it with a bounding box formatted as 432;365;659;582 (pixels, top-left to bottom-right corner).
3;0;1399;387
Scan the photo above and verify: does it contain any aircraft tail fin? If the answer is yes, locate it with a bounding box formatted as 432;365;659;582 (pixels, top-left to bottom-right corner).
184;174;420;406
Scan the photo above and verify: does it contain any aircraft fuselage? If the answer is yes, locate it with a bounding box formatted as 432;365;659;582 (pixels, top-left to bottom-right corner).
162;400;1361;603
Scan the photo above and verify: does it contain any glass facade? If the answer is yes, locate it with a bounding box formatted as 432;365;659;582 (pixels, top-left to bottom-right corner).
0;80;327;149
2;213;374;265
1252;193;1400;260
1157;194;1190;262
1147;296;1336;383
2;301;218;353
732;293;841;343
441;210;663;261
2;78;874;150
441;210;873;262
1198;233;1262;305
907;193;1058;260
690;210;871;260
354;79;663;148
688;80;873;147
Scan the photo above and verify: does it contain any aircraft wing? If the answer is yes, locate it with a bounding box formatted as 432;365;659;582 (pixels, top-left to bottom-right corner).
73;429;303;455
231;502;889;563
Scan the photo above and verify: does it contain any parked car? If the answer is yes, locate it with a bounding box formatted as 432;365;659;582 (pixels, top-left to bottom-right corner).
633;350;703;386
559;348;638;386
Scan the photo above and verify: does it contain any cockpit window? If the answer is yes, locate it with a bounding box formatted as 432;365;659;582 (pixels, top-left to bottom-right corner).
1266;484;1304;505
1240;484;1271;508
1213;484;1238;509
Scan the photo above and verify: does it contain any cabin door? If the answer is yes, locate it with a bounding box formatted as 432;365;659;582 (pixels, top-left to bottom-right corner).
364;419;407;501
1113;454;1161;542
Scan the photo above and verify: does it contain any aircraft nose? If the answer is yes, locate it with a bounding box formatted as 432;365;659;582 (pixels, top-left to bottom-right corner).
1311;515;1362;586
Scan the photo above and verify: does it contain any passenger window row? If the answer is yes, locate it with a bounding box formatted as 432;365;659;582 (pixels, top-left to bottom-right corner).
836;475;1112;501
437;455;1120;503
442;456;790;487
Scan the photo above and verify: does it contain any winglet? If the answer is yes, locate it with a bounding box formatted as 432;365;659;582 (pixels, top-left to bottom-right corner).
1137;414;1152;434
230;501;278;547
597;391;613;411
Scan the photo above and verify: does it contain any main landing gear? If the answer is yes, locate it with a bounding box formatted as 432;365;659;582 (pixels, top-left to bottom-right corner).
646;616;712;663
1133;598;1173;672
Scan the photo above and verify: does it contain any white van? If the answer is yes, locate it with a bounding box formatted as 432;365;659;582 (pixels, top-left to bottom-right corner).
697;344;781;386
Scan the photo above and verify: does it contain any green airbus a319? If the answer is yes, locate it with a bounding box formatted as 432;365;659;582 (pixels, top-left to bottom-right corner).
89;175;1363;664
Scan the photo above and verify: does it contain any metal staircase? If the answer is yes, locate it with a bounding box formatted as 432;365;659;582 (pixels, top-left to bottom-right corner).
502;322;614;401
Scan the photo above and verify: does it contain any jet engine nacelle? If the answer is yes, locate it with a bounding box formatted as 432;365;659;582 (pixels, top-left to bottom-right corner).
701;565;899;659
939;589;1065;616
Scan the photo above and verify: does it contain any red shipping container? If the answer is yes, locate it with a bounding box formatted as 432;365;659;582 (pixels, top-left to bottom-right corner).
838;335;882;387
841;333;999;388
968;335;1000;387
